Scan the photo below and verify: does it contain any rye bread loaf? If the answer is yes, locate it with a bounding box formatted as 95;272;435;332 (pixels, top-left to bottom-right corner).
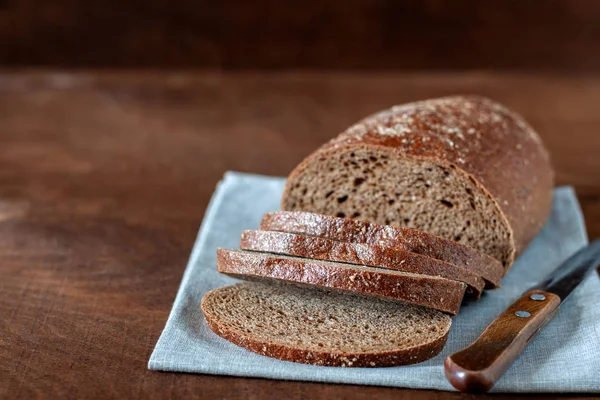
201;282;452;367
217;249;466;315
240;229;485;298
260;211;503;288
281;96;554;271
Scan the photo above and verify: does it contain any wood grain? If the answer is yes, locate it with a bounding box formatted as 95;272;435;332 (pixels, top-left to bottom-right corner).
1;0;600;70
445;291;562;392
0;71;599;399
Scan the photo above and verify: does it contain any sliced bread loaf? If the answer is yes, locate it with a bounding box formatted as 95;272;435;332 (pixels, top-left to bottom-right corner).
260;211;503;288
281;96;554;271
201;282;452;367
217;249;466;315
240;229;485;298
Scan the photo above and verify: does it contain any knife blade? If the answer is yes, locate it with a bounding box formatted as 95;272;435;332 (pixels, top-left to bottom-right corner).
444;239;600;393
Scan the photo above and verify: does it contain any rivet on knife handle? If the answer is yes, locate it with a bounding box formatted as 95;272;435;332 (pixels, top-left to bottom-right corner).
444;290;561;393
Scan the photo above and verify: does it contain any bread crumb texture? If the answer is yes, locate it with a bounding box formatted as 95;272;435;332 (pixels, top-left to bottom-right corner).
201;282;451;367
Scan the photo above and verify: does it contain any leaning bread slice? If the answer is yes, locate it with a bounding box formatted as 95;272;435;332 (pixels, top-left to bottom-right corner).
201;282;452;367
240;229;485;299
217;249;466;315
260;211;503;288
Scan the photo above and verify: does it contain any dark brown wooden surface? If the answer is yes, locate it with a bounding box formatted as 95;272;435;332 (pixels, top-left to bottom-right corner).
1;71;599;399
1;0;600;71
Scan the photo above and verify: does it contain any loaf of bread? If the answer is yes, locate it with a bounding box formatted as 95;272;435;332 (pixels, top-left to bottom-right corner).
217;249;466;314
201;282;452;367
203;96;554;368
240;229;485;298
281;96;554;271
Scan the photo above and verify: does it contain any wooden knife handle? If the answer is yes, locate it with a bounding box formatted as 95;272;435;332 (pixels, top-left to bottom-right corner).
444;290;561;393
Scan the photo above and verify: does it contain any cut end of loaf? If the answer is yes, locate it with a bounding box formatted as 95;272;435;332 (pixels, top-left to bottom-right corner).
282;145;514;269
201;282;451;367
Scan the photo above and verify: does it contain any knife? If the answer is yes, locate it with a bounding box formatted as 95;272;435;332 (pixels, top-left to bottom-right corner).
444;239;600;393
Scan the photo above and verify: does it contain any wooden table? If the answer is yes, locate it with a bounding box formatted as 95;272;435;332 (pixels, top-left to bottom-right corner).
1;71;599;399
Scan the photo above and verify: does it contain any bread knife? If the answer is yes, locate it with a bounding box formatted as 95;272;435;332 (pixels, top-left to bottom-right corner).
444;239;600;393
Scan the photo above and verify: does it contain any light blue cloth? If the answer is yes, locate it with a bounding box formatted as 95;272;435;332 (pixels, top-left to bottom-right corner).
149;171;600;393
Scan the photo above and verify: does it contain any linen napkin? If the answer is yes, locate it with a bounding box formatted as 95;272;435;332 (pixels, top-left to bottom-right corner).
149;171;600;393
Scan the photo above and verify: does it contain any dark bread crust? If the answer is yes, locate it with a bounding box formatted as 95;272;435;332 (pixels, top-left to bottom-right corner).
201;283;451;367
240;229;485;299
261;211;503;288
281;96;554;269
217;249;466;315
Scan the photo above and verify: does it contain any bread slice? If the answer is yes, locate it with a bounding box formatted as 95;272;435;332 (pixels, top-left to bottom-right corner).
280;96;554;271
201;282;452;367
217;249;466;315
260;211;503;288
240;229;485;299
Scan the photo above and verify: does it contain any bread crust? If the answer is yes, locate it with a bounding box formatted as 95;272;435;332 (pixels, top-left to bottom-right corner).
261;211;503;288
240;229;485;298
217;249;466;315
201;284;451;367
282;96;554;270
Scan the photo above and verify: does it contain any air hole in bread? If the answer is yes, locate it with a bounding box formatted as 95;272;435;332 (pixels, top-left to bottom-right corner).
440;200;454;208
354;177;365;186
337;195;348;204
